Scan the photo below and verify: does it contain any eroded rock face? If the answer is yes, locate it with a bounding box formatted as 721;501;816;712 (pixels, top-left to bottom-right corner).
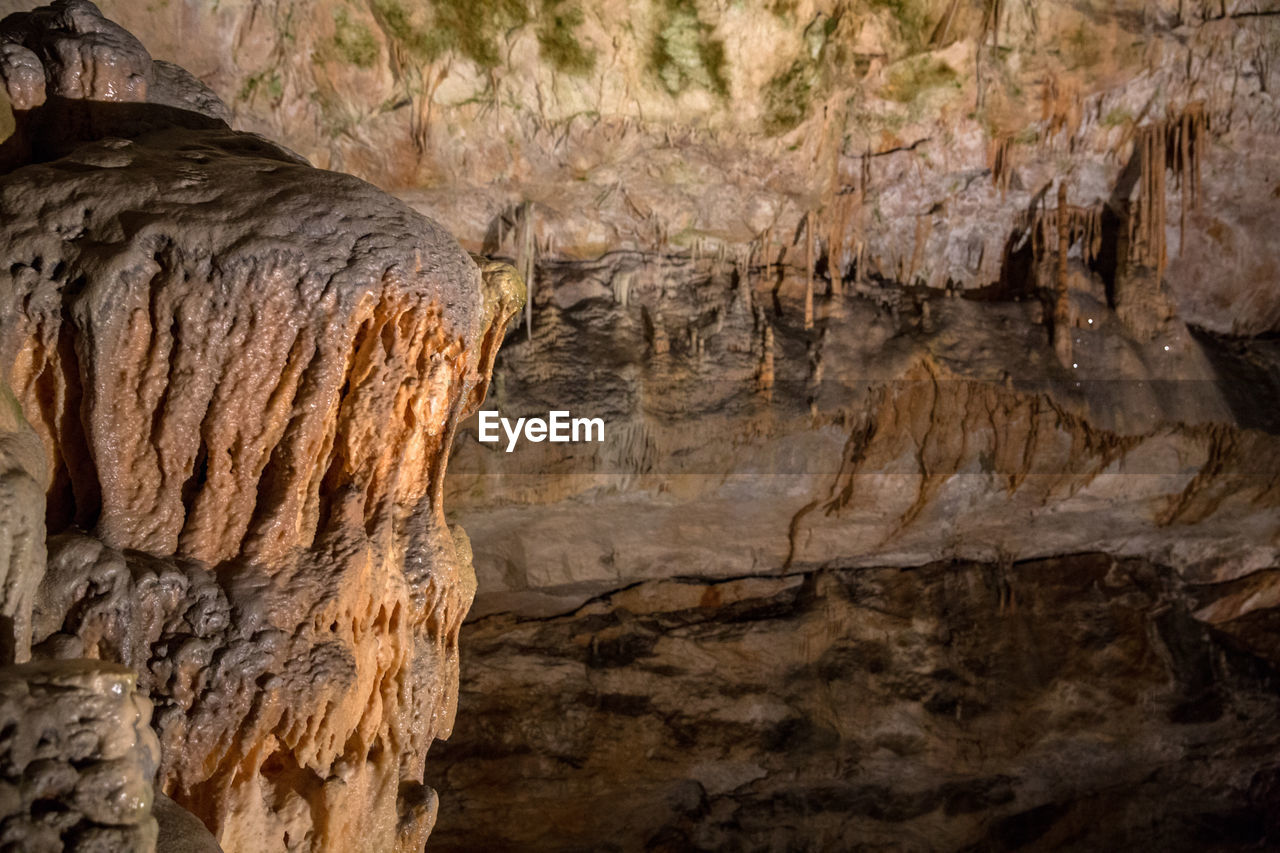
428;555;1280;851
0;3;521;851
446;251;1280;607
0;1;1276;849
32;1;1277;339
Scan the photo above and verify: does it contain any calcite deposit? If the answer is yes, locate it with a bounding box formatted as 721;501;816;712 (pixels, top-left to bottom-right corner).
0;2;520;851
0;660;161;852
0;0;1276;850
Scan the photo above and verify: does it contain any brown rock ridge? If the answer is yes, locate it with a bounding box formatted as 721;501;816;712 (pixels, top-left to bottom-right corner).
0;2;523;851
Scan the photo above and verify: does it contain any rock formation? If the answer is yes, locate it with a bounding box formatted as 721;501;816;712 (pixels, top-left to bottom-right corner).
0;660;161;852
0;0;1276;850
429;555;1280;851
0;2;520;851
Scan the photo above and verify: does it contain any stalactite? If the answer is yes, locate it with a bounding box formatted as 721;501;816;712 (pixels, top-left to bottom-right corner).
1169;101;1207;255
824;190;860;297
1041;75;1082;139
989;134;1014;197
908;213;931;284
1020;196;1104;272
1129;123;1167;280
1126;102;1207;277
760;226;772;279
1053;181;1072;367
826;210;843;296
758;322;775;400
804;212;815;330
517;201;535;341
651;317;669;355
1146;120;1166;277
930;0;961;47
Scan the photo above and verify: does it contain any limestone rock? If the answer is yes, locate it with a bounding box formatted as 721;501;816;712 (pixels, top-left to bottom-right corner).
0;0;1275;849
153;793;223;853
0;0;225;119
0;659;160;853
0;380;46;663
31;0;1275;342
446;251;1280;610
0;3;521;851
428;555;1280;851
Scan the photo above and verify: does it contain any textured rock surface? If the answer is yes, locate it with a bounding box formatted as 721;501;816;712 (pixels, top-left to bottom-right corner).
11;0;1273;337
153;793;223;853
0;3;520;851
431;241;1280;849
428;555;1280;851
447;251;1280;608
0;660;161;853
0;381;46;663
0;0;1277;850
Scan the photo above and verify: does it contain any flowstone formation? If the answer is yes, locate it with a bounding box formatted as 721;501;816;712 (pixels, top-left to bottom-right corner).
0;2;522;851
0;661;160;853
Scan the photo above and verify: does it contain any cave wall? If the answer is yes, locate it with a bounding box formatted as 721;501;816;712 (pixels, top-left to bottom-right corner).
5;0;1275;338
0;0;1278;850
429;555;1280;851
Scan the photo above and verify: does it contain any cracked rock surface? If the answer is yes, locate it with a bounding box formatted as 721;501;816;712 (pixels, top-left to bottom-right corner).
429;555;1280;851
